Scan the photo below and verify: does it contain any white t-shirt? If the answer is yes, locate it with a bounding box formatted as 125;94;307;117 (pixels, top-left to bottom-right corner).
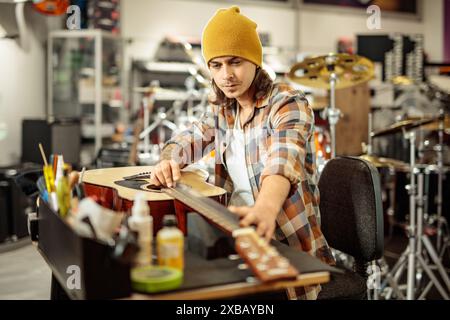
225;106;255;207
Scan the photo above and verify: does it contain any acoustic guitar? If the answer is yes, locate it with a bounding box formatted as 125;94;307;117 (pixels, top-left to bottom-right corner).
82;166;299;283
82;166;227;234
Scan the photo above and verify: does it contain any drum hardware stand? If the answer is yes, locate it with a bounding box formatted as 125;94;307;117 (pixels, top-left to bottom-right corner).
367;261;378;300
132;82;175;163
366;111;374;156
138;86;206;163
426;86;450;256
139;106;177;151
378;255;406;299
138;102;178;166
324;63;341;159
380;130;450;300
141;92;155;156
184;76;198;120
435;107;449;256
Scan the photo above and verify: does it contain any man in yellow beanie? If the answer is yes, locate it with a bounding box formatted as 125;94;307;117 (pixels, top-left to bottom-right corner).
150;6;334;300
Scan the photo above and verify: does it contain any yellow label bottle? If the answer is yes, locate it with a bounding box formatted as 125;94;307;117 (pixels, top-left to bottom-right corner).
56;167;71;218
157;215;184;271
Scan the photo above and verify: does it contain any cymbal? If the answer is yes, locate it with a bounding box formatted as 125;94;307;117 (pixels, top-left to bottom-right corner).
288;53;374;90
371;117;440;138
428;75;450;95
359;154;409;169
391;76;414;86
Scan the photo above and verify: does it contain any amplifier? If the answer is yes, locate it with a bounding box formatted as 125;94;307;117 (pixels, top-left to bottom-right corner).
22;119;81;166
0;178;10;243
0;165;41;243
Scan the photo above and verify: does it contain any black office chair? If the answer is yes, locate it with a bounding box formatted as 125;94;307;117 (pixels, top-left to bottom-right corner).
317;156;384;300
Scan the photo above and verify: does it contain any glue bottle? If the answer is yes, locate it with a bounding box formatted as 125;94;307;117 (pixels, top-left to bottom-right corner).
157;215;184;271
128;192;153;266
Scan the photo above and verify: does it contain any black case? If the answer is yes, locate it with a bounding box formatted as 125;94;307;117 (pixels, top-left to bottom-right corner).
35;198;131;299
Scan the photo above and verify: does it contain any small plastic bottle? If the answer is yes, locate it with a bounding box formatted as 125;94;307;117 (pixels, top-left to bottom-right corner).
157;215;184;271
56;166;70;217
128;193;153;266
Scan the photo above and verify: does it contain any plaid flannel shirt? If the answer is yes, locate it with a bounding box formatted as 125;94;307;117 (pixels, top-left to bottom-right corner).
164;82;335;299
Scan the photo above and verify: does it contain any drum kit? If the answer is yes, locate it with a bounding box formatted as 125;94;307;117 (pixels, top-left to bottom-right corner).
132;78;209;165
288;53;450;300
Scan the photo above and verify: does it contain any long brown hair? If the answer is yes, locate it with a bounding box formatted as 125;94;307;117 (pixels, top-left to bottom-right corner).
209;67;274;107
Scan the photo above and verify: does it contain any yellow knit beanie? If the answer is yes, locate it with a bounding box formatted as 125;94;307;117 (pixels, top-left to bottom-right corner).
202;6;262;67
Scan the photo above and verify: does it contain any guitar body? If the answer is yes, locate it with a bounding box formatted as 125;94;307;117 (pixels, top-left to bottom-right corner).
82;166;227;234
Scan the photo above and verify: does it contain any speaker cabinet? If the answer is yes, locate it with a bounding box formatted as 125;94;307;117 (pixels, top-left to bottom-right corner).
22;119;81;165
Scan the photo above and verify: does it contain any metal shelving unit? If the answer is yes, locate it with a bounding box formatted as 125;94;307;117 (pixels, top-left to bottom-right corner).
47;29;125;158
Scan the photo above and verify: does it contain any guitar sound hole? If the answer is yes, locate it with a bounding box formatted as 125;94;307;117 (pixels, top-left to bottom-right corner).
142;183;162;193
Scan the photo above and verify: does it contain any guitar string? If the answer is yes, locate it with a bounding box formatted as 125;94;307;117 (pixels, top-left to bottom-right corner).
165;188;238;232
164;187;240;233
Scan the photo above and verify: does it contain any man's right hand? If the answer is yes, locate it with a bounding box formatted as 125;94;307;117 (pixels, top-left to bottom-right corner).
149;160;181;188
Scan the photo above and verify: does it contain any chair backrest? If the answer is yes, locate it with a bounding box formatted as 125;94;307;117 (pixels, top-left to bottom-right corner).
318;156;384;263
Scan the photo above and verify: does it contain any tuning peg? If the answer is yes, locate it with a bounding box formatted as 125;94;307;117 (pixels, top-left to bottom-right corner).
257;237;268;247
238;240;251;249
238;263;249;270
277;259;289;269
267;268;288;276
256;263;268;271
228;254;240;261
246;276;257;283
267;247;278;257
248;251;260;260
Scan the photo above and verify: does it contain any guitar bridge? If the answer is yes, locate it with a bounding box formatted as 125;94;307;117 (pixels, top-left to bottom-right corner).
123;171;152;180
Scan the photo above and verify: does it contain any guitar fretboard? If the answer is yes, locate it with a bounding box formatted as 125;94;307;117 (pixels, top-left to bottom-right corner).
163;184;240;235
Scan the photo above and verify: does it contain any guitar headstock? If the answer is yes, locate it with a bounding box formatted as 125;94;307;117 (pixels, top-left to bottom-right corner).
232;228;299;283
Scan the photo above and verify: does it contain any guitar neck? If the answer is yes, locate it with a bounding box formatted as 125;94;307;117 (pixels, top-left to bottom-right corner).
162;184;300;282
162;184;240;235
